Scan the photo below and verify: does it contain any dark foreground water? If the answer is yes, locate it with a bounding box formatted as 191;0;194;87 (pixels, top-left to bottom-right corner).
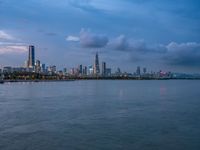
0;80;200;150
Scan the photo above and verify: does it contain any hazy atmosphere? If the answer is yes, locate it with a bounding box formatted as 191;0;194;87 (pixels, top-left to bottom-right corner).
1;1;200;150
0;0;200;73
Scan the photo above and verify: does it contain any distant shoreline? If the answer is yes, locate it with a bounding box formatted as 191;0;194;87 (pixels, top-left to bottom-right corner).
2;77;200;83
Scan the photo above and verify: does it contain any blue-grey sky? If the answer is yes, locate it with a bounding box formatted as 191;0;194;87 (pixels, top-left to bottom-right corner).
0;0;200;73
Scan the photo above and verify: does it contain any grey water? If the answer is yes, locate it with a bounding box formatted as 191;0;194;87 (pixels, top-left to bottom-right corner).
0;80;200;150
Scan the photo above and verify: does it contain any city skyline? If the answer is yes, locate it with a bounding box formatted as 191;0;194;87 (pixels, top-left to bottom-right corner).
0;0;200;73
0;46;174;79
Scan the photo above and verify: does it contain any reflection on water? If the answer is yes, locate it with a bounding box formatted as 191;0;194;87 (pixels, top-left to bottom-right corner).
0;80;200;150
160;86;167;96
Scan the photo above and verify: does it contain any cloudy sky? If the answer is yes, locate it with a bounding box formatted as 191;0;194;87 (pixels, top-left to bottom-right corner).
0;0;200;73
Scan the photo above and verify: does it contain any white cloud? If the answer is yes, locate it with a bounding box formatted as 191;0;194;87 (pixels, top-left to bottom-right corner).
0;45;28;55
0;30;27;54
166;42;200;51
66;36;80;42
0;30;14;40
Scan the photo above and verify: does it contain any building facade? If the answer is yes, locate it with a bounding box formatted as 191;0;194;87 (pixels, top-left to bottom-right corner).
28;45;35;68
102;62;106;76
93;52;100;75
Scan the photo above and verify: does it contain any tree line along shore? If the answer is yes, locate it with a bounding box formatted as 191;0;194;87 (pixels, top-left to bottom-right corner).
1;72;200;82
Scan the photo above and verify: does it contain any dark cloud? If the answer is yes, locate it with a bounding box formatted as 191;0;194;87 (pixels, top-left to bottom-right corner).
150;44;167;54
109;35;167;54
130;40;148;52
108;35;148;52
79;29;108;48
67;30;200;68
129;41;200;67
164;42;200;66
108;35;129;51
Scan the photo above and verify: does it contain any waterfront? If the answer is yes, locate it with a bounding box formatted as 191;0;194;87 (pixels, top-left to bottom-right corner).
0;80;200;150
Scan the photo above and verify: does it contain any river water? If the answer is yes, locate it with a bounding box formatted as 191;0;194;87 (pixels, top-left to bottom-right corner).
0;80;200;150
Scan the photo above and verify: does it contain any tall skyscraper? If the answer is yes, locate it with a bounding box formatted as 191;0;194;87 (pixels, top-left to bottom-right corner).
78;64;83;75
102;62;106;76
28;45;35;68
143;67;147;74
94;52;100;75
136;66;141;76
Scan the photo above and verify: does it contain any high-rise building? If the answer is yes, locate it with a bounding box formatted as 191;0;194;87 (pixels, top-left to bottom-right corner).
143;67;147;74
94;52;100;75
41;64;46;73
115;67;121;76
88;66;93;75
63;68;67;75
35;60;41;73
83;66;87;75
117;68;121;74
136;66;141;76
78;64;83;75
28;45;35;68
106;68;112;76
102;62;106;76
48;65;56;73
70;68;75;75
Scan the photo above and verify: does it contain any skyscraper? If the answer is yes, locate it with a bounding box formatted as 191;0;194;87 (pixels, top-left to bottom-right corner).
88;66;93;75
94;52;100;75
143;67;147;74
106;68;112;76
136;66;141;76
28;45;35;68
41;64;46;73
83;66;87;75
102;62;106;76
35;60;41;73
78;64;83;75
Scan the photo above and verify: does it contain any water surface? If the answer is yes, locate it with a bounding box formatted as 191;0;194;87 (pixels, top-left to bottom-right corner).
0;80;200;150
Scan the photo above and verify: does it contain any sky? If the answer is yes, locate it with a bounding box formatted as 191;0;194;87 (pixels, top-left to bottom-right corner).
0;0;200;73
